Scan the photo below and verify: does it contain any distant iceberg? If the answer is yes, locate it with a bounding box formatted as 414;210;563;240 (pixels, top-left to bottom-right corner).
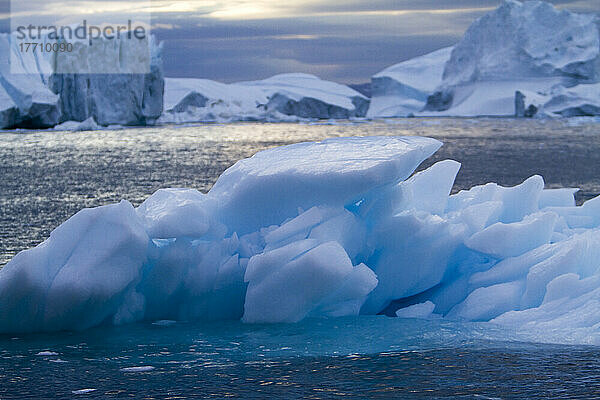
0;34;60;129
441;1;599;87
367;47;453;118
160;77;267;123
2;135;600;344
160;73;369;123
0;31;164;129
516;82;600;117
369;0;600;118
48;34;164;126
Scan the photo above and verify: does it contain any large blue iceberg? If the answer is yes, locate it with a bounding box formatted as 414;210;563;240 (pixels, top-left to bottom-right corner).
1;136;600;342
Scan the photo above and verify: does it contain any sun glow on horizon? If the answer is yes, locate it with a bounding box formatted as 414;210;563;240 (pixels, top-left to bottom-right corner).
8;0;499;22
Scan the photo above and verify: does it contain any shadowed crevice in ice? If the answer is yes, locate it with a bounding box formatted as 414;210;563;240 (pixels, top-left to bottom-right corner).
1;135;600;345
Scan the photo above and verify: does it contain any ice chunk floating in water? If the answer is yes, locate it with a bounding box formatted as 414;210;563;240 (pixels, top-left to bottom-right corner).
2;135;600;345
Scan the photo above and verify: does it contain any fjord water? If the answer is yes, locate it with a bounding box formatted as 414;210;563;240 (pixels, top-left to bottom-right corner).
3;317;600;399
1;118;600;398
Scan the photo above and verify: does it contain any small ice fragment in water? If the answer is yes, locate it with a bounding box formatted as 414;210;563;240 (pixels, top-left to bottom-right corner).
152;320;177;326
120;366;155;372
72;389;97;394
396;301;436;319
36;351;58;356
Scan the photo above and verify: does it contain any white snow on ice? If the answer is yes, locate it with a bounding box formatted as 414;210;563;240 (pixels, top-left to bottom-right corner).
36;351;59;356
120;366;156;372
72;389;97;395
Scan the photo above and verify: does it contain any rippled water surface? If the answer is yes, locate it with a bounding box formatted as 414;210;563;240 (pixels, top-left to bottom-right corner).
2;317;600;399
2;118;599;266
1;118;600;398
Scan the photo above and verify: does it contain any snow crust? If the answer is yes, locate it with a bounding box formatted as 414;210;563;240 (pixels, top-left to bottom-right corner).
2;135;600;344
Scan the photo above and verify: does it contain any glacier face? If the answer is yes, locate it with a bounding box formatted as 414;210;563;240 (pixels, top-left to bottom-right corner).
0;32;164;129
160;73;369;123
2;135;600;344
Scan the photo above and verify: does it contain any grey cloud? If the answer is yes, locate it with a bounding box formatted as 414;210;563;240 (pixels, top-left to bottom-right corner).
1;0;598;82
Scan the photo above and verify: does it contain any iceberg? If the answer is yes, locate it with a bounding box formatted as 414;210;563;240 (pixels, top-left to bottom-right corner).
160;73;368;123
48;35;164;126
0;31;164;129
425;79;565;117
0;34;60;129
367;47;453;118
0;83;19;129
2;135;600;344
516;83;600;117
239;73;369;119
160;77;268;123
424;0;600;117
368;1;600;118
442;1;599;88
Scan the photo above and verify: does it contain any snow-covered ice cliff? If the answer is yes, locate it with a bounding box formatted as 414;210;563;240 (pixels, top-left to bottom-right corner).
160;78;268;123
2;136;600;345
240;73;369;119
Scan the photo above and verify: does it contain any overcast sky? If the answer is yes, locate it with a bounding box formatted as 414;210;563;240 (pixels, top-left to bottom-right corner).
2;0;599;83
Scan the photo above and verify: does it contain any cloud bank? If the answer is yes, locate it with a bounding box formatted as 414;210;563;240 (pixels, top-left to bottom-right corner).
1;0;599;83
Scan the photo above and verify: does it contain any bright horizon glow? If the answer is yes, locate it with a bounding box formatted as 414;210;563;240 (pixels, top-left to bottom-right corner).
8;0;499;21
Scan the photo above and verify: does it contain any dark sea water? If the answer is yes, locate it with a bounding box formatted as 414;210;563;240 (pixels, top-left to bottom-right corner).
1;118;600;399
2;317;600;399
